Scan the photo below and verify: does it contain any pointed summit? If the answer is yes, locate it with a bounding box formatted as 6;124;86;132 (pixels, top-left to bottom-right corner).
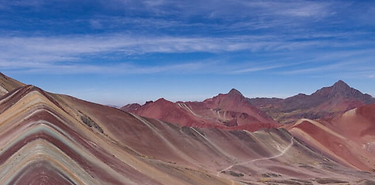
330;80;352;95
312;80;375;103
227;88;244;97
335;80;347;85
155;98;171;104
332;80;350;89
329;80;358;98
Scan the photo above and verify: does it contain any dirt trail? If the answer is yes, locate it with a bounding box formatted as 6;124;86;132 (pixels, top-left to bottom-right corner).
216;137;294;177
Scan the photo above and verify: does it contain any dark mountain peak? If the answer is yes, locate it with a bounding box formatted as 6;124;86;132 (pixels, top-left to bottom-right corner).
152;98;175;107
332;80;350;89
155;98;169;103
330;80;357;97
335;79;346;85
227;88;244;97
313;80;352;97
311;80;375;105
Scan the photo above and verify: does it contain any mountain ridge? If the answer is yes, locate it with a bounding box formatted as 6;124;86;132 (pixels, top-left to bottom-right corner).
249;80;375;124
0;72;25;96
123;80;375;125
1;72;375;184
122;88;278;131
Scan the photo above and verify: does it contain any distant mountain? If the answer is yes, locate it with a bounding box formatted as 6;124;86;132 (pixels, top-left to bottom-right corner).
121;88;278;131
250;80;375;124
0;72;25;96
120;103;141;112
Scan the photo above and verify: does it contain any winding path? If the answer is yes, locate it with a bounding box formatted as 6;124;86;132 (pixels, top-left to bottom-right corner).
216;137;295;177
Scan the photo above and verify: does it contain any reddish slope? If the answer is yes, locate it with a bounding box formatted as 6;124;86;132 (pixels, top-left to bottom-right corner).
203;89;275;124
122;89;278;131
250;80;375;124
0;73;374;184
65;92;375;184
127;98;213;127
288;103;375;171
0;85;239;185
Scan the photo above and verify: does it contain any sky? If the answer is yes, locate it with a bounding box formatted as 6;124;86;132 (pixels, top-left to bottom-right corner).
0;0;375;106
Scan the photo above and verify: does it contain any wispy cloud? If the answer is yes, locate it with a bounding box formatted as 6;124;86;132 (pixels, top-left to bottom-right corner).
0;34;323;61
237;1;333;18
6;61;210;75
84;0;337;35
229;60;306;74
0;32;373;75
279;52;375;76
128;0;333;19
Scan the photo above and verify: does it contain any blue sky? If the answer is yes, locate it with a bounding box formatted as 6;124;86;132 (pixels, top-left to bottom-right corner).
1;0;375;105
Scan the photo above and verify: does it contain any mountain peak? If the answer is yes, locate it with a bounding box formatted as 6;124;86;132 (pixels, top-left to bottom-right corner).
313;80;375;105
228;88;243;97
333;80;350;88
330;80;353;96
155;98;169;103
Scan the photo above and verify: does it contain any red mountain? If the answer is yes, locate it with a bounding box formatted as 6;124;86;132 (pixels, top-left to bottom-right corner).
287;103;375;171
250;80;375;124
122;89;278;131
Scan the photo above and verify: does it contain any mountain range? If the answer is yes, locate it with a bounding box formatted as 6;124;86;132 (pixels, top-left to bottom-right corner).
1;72;375;184
122;88;278;132
123;80;375;125
250;80;375;124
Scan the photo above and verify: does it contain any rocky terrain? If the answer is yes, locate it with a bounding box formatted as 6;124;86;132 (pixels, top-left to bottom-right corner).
1;72;375;184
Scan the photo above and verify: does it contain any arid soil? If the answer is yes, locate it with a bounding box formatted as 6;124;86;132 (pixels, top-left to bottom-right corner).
0;73;374;184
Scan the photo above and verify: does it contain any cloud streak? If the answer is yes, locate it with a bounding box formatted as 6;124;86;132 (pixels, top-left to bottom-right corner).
4;60;211;75
126;0;333;19
0;33;368;60
0;32;374;76
1;0;374;80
